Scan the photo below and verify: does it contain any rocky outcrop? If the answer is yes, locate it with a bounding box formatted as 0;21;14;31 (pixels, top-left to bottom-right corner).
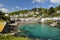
50;22;60;27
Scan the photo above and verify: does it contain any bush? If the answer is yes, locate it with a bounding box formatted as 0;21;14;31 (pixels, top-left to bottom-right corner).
45;20;55;24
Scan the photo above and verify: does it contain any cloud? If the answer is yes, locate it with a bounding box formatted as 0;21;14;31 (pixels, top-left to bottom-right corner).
0;8;9;13
13;6;28;10
15;6;20;9
15;6;23;9
0;4;10;13
32;0;46;3
22;8;28;10
50;0;60;4
48;5;53;8
0;4;4;7
11;6;20;11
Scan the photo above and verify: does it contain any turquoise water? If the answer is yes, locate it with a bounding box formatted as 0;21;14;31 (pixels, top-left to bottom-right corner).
18;23;60;40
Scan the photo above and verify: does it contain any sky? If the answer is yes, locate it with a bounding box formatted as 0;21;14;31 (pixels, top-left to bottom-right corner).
0;0;60;13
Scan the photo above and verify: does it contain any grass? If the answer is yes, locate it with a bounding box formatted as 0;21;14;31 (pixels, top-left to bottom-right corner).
12;37;30;40
0;34;31;40
0;20;5;22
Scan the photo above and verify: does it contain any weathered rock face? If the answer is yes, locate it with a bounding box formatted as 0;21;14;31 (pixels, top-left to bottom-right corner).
57;22;60;25
10;25;18;33
50;22;60;27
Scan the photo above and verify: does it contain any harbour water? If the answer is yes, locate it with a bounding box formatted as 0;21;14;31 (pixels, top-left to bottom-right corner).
18;23;60;40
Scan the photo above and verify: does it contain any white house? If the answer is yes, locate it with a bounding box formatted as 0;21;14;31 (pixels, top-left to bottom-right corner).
5;13;9;16
56;10;60;13
33;15;36;17
30;11;34;14
19;14;24;17
41;17;60;22
24;14;28;16
28;11;34;15
36;12;39;14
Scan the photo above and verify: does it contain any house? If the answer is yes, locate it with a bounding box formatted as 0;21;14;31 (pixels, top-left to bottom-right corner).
24;14;28;17
40;17;60;22
30;11;34;14
19;14;24;17
10;15;19;21
36;12;39;14
33;15;36;17
28;11;34;15
56;10;60;13
5;13;9;16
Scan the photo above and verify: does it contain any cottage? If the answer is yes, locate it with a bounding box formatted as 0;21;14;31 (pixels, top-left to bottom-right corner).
5;13;9;16
56;10;60;13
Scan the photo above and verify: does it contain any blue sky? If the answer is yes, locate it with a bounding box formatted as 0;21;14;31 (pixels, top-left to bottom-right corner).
0;0;60;12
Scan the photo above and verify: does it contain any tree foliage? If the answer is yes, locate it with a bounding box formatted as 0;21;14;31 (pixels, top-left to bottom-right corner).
48;7;55;15
0;11;10;21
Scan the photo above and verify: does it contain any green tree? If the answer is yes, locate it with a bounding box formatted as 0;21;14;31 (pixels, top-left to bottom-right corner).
0;11;5;15
0;11;5;19
48;7;55;15
31;8;37;11
55;5;60;10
